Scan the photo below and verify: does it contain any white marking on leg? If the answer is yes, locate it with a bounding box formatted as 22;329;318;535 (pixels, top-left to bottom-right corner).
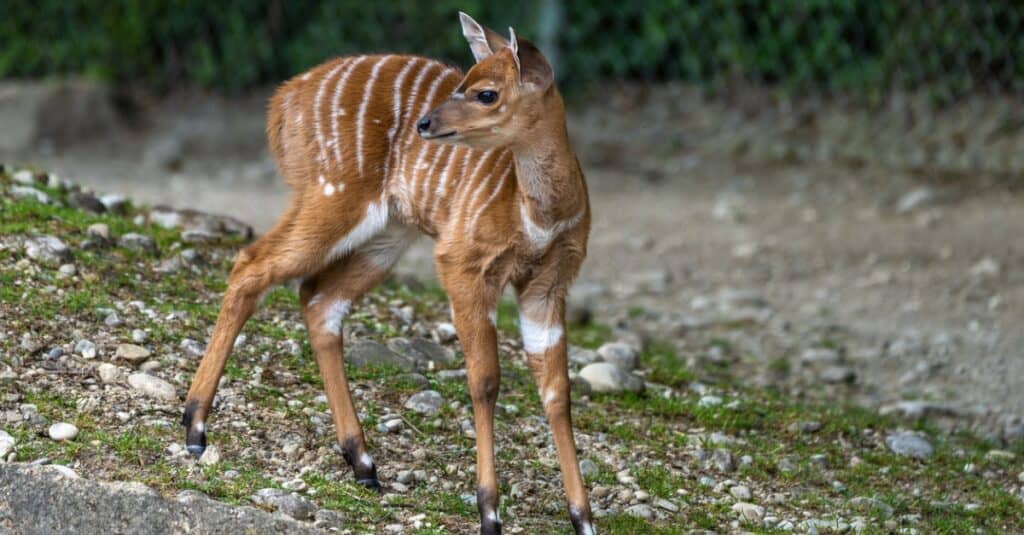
327;201;390;261
323;299;352;336
308;293;323;307
359;451;374;468
519;314;564;354
485;509;500;525
356;56;390;176
579;521;595;535
488;309;497;327
330;56;370;165
195;422;205;433
541;387;559;408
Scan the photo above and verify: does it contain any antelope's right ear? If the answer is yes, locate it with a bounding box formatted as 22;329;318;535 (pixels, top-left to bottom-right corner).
459;12;509;63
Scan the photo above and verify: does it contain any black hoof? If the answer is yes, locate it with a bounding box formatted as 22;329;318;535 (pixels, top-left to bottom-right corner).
186;444;206;457
356;478;382;492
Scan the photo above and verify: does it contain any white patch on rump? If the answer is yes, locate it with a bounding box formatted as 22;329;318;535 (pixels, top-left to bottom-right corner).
322;299;352;336
519;314;563;354
328;201;390;262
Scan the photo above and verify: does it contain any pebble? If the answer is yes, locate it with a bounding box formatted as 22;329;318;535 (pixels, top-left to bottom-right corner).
597;342;638;371
131;329;149;343
86;223;111;241
74;339;97;359
104;312;123;327
48;464;80;479
653;498;679;512
885;431;934;460
896;186;937;213
96;363;121;384
624;503;654;520
11;186;50;204
396;470;414;484
434;322;458;343
57;264;77;277
199;445;221;466
127;373;177;401
119;233;157;254
381;418;403;433
730;485;752;500
578;362;645;394
115;344;151;364
179;339;206;358
251;488;316;521
731;502;765;522
23;236;72;266
712;449;736;473
698;395;723;408
984;449;1015;461
437;369;467;381
820;365;857;384
0;430;15;460
801;348;841;365
849;496;894;518
579;459;599;479
404;390;443;416
48;422;79;441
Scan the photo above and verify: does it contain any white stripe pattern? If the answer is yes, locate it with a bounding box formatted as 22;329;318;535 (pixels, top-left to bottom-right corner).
355;56;391;176
314;61;349;166
467;156;512;233
330;55;370;165
383;58;422;190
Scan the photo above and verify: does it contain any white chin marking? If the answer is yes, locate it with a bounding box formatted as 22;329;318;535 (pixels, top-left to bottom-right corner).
519;315;563;354
323;300;352;336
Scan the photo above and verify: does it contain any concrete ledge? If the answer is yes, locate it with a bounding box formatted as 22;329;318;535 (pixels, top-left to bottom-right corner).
0;464;324;535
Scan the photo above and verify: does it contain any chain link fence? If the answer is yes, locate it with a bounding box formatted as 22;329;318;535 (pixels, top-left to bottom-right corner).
2;1;1022;102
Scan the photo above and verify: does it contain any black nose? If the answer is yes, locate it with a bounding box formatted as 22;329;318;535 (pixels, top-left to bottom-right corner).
416;117;431;134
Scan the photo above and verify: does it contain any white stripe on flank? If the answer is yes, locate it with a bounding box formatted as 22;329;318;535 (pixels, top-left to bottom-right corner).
408;68;457;201
323;299;352;336
396;63;441;195
384;58;421;190
519;314;564;354
356;56;390;176
327;201;390;262
467;156;512;233
519;203;586;250
456;149;495;223
330;55;369;165
430;146;460;218
462;154;501;230
425;145;454;217
314;61;349;165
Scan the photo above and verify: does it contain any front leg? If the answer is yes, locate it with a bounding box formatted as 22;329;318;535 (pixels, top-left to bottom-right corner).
447;285;503;534
517;286;595;535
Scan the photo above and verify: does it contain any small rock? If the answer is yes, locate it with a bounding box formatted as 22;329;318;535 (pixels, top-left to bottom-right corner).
396;470;414;484
381;418;403;433
849;496;894;518
404;390;443;416
730;485;752;500
96;363;121;384
624;503;654;520
434;322;458;343
23;236;72;266
896;187;937;213
251;488;316;521
179;339;206;359
127;373;177;401
653;498;679;513
348;340;416;371
0;431;16;460
118;233;157;254
388;337;457;368
712;449;736;473
731;502;765;522
984;449;1015;461
801;348;841;365
698;395;723;408
99;194;127;214
11;186;50;204
820;365;857;384
68;192;105;213
48;422;79;441
12;170;36;185
969;257;1001;279
57;264;77;277
597;342;638;371
48;465;80;479
885;431;934;460
568;346;599;366
437;369;467;381
86;223;111;241
578;362;645;394
579;459;599;479
75;339;97;359
115;344;151;364
199;444;221;466
131;329;149;343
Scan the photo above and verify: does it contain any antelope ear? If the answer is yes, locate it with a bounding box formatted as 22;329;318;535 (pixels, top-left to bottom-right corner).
511;34;554;93
459;12;509;63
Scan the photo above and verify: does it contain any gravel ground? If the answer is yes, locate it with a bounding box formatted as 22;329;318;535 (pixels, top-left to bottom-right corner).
0;165;1022;533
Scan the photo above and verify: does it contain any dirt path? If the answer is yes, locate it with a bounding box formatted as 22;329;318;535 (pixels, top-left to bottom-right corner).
8;88;1024;438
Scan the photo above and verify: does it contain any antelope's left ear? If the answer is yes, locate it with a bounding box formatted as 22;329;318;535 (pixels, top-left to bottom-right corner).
460;12;509;63
509;28;554;93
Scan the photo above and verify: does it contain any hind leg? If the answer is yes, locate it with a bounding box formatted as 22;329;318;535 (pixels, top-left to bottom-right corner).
300;223;418;488
182;195;390;456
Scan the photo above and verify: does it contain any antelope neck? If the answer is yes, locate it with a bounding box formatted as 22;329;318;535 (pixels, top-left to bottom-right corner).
511;109;584;227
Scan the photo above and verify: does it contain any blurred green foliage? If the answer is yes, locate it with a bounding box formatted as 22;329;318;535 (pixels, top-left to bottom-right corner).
1;0;1021;100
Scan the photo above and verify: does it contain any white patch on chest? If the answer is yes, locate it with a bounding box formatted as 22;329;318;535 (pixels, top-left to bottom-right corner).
328;201;390;262
519;314;563;354
323;299;352;336
519;202;584;250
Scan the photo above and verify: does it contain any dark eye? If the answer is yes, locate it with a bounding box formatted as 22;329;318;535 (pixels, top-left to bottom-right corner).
477;90;498;104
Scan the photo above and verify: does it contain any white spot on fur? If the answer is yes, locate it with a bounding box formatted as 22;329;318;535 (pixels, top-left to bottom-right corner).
485;508;500;524
323;300;352;336
359;451;374;468
519;202;585;250
519;314;563;354
324;183;335;196
195;422;205;433
300;72;312;81
328;201;390;261
308;293;323;307
579;521;595;535
542;388;559;408
488;309;497;326
499;105;507;113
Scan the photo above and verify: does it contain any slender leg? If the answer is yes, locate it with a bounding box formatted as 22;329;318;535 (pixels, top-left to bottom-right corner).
518;288;595;535
299;252;397;489
182;218;307;456
444;278;502;534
